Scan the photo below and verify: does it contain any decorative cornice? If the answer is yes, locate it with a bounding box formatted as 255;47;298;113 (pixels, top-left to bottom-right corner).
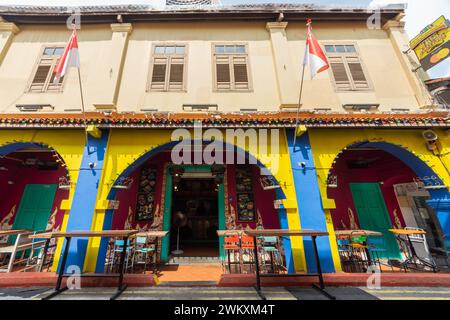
0;111;447;129
266;22;288;31
0;21;19;34
383;20;405;30
110;23;133;34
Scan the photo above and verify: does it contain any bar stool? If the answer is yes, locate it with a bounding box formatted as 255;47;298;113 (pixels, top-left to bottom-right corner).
259;236;282;273
223;236;241;273
131;236;155;273
350;233;369;272
110;239;133;273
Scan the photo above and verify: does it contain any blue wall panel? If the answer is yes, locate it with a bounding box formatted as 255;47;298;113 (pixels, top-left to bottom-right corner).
59;131;109;272
286;129;335;273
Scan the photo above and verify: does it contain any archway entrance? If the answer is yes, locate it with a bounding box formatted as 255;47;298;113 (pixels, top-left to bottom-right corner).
0;143;70;272
103;141;282;274
328;143;449;272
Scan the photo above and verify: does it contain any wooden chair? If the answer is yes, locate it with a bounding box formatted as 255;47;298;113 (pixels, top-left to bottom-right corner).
240;236;256;272
223;236;241;273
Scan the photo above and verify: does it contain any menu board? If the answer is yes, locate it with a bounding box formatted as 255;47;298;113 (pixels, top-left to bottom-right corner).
135;166;158;221
235;166;255;222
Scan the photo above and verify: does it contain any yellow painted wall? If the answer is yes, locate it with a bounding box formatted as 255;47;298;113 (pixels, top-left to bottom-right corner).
308;128;450;269
0;129;85;270
83;128;307;272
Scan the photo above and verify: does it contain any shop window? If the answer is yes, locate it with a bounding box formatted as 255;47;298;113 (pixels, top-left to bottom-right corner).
324;44;371;92
135;166;158;221
28;46;65;93
213;44;251;91
235;166;256;222
148;44;187;91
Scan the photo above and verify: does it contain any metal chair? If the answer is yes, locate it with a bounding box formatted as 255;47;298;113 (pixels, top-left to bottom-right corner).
131;236;155;273
336;236;354;272
367;236;393;272
404;227;437;271
349;232;369;272
259;236;282;273
109;239;133;273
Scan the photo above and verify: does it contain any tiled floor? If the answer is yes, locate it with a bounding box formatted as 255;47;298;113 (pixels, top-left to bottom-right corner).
156;263;224;283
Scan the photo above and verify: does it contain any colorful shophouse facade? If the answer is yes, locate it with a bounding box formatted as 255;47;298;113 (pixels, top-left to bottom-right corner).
0;4;449;275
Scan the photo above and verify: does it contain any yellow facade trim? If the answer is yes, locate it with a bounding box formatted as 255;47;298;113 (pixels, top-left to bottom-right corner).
0;130;85;270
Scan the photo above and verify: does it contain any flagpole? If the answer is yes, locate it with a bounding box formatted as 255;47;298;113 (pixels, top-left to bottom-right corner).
72;25;89;151
293;63;306;147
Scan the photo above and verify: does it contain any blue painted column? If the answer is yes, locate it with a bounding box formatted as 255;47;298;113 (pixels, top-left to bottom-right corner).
59;131;109;272
286;129;335;273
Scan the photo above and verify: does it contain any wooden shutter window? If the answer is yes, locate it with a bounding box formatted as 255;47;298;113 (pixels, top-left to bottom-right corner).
31;65;51;85
216;56;231;90
150;57;167;90
329;57;351;91
168;57;184;90
28;47;65;93
233;56;249;90
327;48;370;91
214;45;251;91
346;57;369;89
149;46;185;91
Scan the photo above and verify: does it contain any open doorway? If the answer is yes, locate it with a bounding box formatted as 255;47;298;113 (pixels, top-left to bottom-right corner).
170;177;219;258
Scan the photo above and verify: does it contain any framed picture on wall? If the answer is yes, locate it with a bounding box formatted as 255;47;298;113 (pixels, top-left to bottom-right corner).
235;166;256;222
135;166;158;221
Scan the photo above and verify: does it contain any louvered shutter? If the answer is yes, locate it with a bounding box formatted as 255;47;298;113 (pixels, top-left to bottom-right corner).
47;57;64;92
29;60;52;92
346;56;369;90
168;57;184;90
329;56;351;91
232;56;249;90
150;57;168;90
216;56;231;90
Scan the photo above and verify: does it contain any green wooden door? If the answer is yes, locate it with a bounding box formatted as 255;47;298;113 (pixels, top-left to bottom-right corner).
349;183;401;259
11;184;57;234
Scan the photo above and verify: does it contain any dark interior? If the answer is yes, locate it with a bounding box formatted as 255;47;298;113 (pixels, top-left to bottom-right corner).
170;178;219;257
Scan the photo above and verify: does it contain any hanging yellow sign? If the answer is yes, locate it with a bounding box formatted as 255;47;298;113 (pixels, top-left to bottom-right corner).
410;15;450;71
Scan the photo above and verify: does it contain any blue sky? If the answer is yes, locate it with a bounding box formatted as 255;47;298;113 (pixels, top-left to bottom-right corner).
0;0;448;77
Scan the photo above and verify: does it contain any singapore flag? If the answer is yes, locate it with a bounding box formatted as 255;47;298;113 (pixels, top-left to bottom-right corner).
53;29;80;83
303;19;329;79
